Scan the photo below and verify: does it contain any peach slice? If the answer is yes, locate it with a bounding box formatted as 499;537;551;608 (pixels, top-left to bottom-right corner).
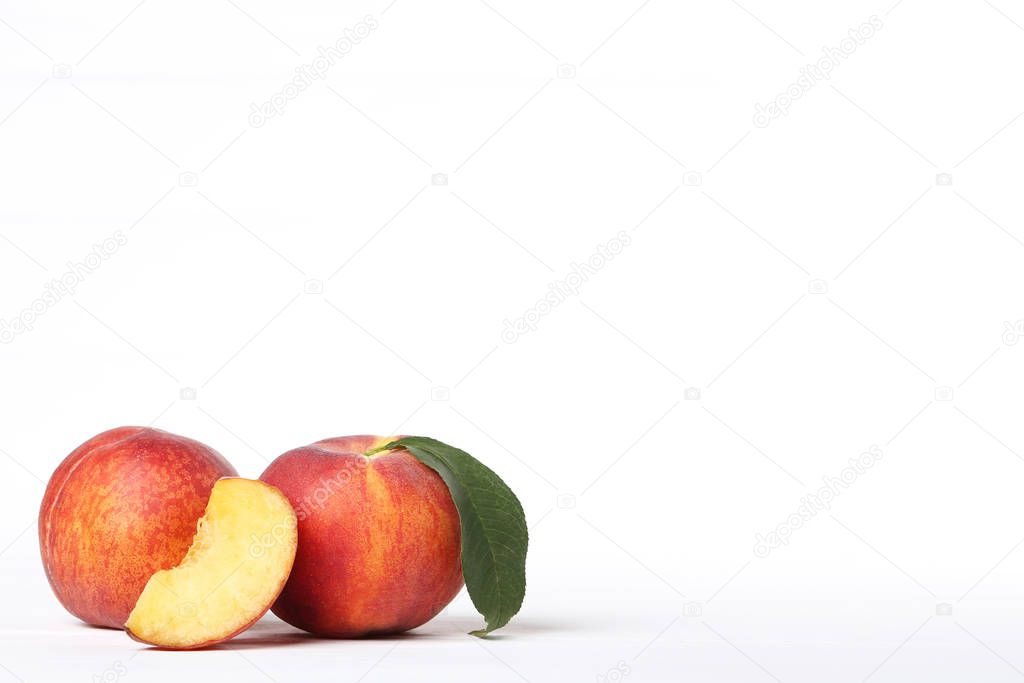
124;478;297;649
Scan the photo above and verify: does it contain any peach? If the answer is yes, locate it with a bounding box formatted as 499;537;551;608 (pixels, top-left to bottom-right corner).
125;477;297;649
39;427;237;628
260;435;463;636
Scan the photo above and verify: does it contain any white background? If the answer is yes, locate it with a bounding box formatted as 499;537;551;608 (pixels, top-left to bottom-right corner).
2;1;1024;681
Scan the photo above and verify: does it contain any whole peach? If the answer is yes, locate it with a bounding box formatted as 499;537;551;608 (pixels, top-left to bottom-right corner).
260;435;463;636
39;427;237;628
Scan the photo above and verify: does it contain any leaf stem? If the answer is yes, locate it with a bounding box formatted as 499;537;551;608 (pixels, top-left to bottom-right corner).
364;440;401;457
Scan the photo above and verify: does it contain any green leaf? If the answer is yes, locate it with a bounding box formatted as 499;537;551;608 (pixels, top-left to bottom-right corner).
377;436;527;636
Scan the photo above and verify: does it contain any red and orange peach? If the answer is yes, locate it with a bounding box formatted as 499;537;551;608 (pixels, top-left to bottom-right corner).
39;427;237;628
260;435;463;636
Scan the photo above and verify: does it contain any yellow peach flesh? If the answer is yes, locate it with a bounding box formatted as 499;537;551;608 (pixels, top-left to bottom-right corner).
125;478;297;649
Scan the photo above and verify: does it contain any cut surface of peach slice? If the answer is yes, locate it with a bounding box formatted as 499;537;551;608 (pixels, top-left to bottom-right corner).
125;477;297;649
